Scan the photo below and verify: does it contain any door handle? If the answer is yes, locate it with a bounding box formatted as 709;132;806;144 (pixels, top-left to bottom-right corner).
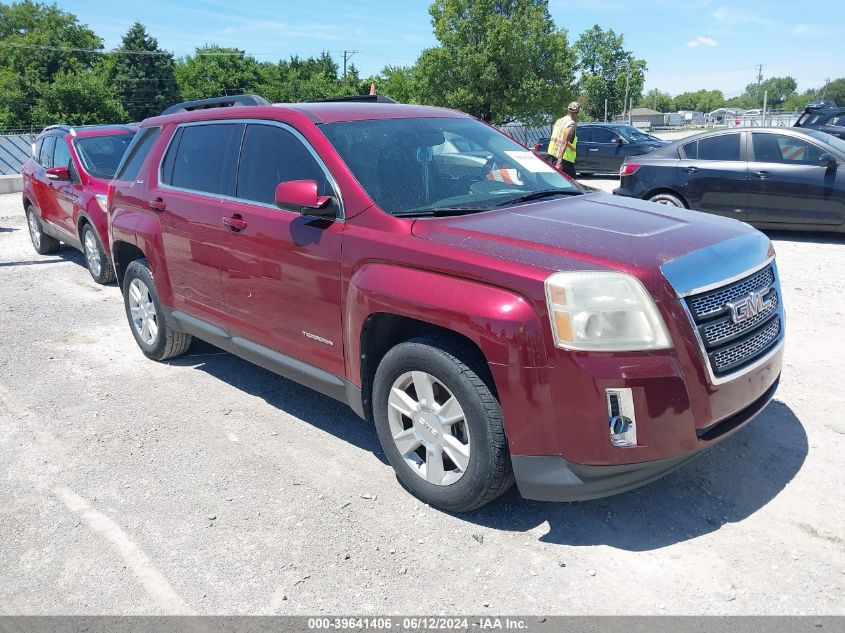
222;215;248;232
684;166;700;174
149;198;167;213
753;171;771;180
589;148;599;152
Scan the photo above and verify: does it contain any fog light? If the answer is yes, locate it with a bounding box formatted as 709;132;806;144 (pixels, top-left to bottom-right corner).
606;388;637;447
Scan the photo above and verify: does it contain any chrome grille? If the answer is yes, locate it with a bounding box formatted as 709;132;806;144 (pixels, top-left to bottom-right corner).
700;291;779;347
688;266;775;319
711;318;781;374
684;264;783;380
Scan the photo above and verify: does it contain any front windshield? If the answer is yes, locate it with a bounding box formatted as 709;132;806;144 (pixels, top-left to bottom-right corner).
802;129;845;155
319;117;582;216
617;126;659;142
73;132;135;179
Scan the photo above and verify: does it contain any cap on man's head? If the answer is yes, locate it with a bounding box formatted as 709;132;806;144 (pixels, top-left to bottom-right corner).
568;101;581;113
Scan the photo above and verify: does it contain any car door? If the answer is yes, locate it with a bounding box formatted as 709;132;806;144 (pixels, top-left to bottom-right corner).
589;127;623;173
215;121;346;377
50;137;81;237
676;132;748;221
747;132;845;226
156;122;243;324
574;126;594;172
32;135;57;225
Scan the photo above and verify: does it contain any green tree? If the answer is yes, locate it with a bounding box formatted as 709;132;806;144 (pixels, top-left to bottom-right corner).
106;22;179;121
257;51;355;102
30;69;126;126
575;25;646;121
175;46;262;101
821;78;845;106
414;0;575;124
673;89;724;112
370;65;419;104
639;88;673;113
735;76;797;109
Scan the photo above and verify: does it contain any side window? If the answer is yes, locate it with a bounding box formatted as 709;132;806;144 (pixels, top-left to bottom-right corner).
682;140;698;159
33;138;44;162
591;127;617;143
39;136;56;168
752;133;824;164
236;124;330;205
52;138;72;171
160;127;183;185
165;123;242;196
115;127;161;182
695;134;741;161
830;114;845;128
577;126;593;143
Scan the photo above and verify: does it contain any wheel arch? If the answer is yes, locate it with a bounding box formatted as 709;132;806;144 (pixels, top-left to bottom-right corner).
111;240;146;289
643;187;689;208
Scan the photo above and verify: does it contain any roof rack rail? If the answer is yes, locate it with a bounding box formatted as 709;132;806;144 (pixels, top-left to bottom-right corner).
160;94;270;116
41;124;74;135
309;95;397;104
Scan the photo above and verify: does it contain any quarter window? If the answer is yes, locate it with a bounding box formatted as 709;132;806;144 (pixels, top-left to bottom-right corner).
164;123;242;196
684;134;741;161
829;114;845;128
752;133;824;164
236;124;330;205
577;126;593;143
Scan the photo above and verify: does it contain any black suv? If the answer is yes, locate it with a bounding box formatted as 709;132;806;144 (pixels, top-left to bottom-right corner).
794;106;845;140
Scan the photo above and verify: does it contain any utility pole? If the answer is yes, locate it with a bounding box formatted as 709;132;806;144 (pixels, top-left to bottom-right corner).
623;60;631;123
821;77;831;98
756;63;765;104
342;50;358;80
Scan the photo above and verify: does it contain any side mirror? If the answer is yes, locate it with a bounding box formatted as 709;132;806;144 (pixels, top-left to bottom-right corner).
819;153;838;168
46;166;71;181
274;180;336;218
615;137;626;145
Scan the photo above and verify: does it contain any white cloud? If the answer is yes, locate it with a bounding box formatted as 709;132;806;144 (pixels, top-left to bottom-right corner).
711;6;774;27
687;36;719;48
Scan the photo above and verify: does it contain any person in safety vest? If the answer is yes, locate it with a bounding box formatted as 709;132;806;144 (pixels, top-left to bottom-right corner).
547;101;580;178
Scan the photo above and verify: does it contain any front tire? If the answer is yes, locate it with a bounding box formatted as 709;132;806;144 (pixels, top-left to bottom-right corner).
26;207;60;255
122;258;191;361
373;335;513;512
649;192;686;208
82;224;116;284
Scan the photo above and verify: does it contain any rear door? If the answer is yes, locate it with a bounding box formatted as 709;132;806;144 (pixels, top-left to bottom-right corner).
590;126;622;173
217;121;346;377
32;136;57;225
677;132;748;220
747;132;845;226
157;122;244;324
574;126;594;172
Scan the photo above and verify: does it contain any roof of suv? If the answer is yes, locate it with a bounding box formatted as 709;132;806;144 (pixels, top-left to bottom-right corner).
143;102;468;127
38;124;138;140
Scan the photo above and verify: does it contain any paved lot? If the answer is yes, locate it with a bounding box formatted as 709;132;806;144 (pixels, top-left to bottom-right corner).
1;192;844;615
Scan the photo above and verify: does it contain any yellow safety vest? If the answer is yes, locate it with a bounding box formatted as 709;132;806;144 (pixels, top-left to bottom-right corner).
547;115;577;162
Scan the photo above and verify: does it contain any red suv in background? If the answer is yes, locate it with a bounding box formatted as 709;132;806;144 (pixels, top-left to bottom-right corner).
108;95;784;511
21;124;137;283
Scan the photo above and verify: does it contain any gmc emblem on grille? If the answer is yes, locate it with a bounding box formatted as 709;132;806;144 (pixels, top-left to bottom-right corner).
727;287;773;325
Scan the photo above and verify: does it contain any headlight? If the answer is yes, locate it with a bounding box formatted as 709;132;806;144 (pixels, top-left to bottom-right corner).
544;271;672;351
95;194;108;213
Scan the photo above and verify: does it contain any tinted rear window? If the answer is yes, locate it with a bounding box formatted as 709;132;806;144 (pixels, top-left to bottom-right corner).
591;127;617;143
683;134;741;161
74;133;135;179
115;127;160;182
164;123;243;196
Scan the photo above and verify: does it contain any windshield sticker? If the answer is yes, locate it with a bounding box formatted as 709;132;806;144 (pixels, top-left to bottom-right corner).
504;150;556;173
486;168;524;185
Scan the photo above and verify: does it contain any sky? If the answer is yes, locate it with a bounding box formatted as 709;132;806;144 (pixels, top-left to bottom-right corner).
56;0;841;98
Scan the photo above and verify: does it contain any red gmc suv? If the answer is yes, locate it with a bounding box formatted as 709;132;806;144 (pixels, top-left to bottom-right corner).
22;124;137;283
108;95;784;511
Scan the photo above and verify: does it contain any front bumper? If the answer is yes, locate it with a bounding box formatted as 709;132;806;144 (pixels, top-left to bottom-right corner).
512;375;778;502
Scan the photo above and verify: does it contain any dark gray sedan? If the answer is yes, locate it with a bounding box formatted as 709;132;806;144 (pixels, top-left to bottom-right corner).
614;127;845;233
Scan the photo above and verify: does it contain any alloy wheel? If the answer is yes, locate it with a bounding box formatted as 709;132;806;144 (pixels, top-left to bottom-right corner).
27;212;41;250
128;278;158;345
386;371;471;486
83;230;102;278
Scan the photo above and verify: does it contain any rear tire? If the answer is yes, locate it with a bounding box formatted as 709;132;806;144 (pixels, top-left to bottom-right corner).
649;192;686;208
82;224;116;284
122;258;191;361
373;335;513;512
26;206;60;255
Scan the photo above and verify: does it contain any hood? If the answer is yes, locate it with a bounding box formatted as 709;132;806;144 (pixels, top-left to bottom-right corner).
411;192;759;298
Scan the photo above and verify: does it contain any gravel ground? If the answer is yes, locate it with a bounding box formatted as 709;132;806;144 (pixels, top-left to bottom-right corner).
1;192;844;615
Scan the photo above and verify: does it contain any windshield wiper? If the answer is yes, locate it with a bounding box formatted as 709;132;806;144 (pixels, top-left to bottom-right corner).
495;189;581;207
393;206;491;218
